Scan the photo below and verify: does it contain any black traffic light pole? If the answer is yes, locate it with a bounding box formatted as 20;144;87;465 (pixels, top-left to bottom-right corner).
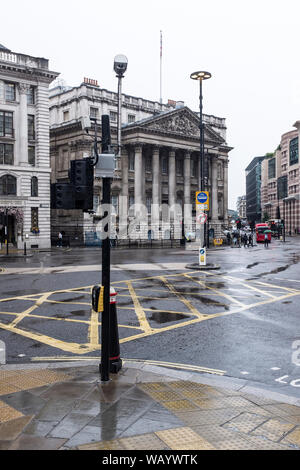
100;115;112;382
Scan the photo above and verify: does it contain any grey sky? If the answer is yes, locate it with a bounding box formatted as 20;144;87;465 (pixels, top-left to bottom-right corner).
3;0;300;210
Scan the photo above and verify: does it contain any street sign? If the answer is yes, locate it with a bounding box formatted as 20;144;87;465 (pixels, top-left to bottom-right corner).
199;247;206;266
196;212;207;224
196;191;209;211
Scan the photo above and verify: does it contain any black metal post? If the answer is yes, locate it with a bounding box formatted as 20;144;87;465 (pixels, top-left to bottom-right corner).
101;177;111;382
24;241;26;256
199;79;204;192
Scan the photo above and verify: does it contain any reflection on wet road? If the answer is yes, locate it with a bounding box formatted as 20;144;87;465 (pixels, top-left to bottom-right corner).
0;269;299;356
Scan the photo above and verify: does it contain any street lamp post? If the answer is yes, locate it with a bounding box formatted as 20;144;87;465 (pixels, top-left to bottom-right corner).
114;55;128;159
190;71;211;252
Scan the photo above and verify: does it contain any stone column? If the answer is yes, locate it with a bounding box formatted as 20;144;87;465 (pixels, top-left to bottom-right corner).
19;83;30;166
168;148;176;208
223;160;229;225
211;155;219;221
183;150;192;232
152;146;160;226
134;144;143;213
184;151;191;205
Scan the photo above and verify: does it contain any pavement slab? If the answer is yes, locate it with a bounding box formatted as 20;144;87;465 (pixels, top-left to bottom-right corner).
0;362;299;451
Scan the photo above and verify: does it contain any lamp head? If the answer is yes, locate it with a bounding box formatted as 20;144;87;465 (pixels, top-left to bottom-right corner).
114;54;128;77
190;71;211;80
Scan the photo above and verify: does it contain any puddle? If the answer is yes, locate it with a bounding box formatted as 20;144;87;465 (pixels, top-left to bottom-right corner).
246;262;259;269
149;311;187;323
70;310;88;316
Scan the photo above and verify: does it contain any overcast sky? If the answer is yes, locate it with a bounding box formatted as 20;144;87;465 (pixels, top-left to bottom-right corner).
3;0;300;210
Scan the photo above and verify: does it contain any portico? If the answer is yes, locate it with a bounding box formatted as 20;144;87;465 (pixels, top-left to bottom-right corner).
112;106;231;239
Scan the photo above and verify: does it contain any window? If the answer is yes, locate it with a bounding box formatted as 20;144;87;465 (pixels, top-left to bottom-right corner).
162;157;168;175
31;176;38;197
129;154;134;171
28;115;35;140
290;137;298;166
109;111;117;122
268;158;276;179
146;197;152;214
277;175;287;199
28;146;35;166
145;156;152;172
111;195;118;214
0;111;13;137
0;143;13;165
27;86;35;105
176;159;183;176
0;174;16;195
31;207;39;232
217;163;223;179
90;107;98;119
63;110;69;122
93;195;100;212
128;114;135;124
191;159;196;177
5;83;15;101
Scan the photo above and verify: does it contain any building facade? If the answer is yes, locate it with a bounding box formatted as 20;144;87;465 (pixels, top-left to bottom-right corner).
49;79;232;244
245;156;264;223
236;195;247;220
0;44;58;249
260;126;300;234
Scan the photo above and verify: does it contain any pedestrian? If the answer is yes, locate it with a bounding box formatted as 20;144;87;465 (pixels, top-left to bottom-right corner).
57;231;63;247
248;233;253;247
227;232;231;246
243;233;248;247
264;232;269;248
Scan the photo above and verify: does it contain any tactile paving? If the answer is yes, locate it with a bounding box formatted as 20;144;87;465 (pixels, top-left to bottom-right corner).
251;418;295;441
0;401;23;423
119;433;169;450
282;427;300;447
223;412;269;434
155;426;215;450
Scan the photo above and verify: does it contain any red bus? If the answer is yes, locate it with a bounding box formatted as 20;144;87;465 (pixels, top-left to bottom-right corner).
255;223;271;243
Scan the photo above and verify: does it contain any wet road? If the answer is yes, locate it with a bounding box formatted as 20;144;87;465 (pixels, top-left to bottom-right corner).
1;238;300;398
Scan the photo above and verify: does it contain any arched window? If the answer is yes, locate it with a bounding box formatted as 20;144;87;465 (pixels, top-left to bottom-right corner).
0;174;16;195
31;176;38;197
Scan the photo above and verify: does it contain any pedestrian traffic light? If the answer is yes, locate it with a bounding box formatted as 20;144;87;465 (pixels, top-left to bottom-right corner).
236;219;241;229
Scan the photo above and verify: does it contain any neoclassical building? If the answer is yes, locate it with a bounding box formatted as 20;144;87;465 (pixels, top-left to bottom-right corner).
49;79;232;243
0;44;58;249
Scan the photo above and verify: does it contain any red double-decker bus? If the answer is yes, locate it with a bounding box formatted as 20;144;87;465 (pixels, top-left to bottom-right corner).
255;223;271;243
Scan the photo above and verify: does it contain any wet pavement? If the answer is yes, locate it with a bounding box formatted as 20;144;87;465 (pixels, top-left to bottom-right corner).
1;361;300;450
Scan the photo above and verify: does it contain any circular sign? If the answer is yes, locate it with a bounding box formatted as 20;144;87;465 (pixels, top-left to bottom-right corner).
197;192;208;204
199;248;205;255
196;212;207;224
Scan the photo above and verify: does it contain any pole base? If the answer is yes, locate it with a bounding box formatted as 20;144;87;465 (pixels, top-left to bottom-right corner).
109;358;122;374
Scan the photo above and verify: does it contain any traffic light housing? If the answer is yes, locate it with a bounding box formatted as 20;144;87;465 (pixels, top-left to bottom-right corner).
69;158;94;211
51;158;94;211
236;219;242;229
51;183;75;209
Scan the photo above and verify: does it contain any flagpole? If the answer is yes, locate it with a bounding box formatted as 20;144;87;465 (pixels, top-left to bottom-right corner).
160;30;162;104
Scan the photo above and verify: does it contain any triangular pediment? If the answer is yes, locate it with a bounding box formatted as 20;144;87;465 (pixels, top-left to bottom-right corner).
123;106;224;144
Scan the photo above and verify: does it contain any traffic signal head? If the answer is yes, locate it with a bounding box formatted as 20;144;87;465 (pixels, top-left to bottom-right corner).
51;183;75;209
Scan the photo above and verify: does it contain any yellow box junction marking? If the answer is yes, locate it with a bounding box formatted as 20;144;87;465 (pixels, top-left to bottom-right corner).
0;272;299;356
